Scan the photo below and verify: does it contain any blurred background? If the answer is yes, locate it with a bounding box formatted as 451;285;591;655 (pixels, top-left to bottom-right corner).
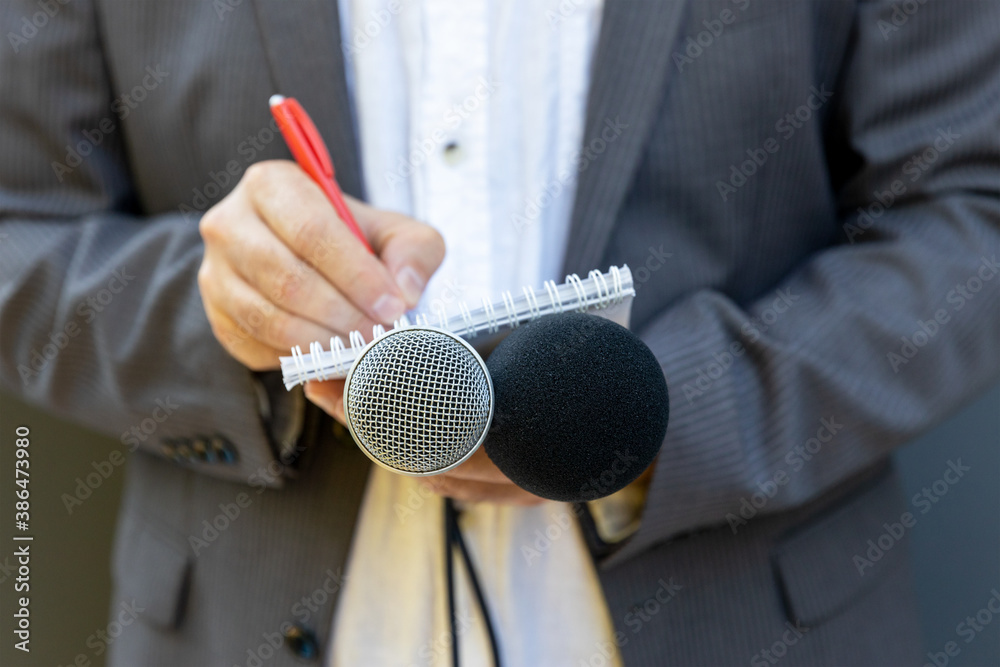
1;382;998;666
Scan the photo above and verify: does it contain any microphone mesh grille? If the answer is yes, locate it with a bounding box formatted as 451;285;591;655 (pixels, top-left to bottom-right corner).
344;329;493;475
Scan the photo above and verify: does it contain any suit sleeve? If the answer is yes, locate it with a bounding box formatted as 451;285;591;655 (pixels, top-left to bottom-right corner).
0;0;292;487
621;0;1000;557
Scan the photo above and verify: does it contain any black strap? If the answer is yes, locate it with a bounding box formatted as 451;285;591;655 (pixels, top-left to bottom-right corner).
444;499;459;667
443;498;502;667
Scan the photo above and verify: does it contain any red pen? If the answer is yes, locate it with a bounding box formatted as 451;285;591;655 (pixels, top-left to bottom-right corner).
269;94;374;254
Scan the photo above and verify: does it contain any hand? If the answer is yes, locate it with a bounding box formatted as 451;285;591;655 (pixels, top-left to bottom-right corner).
427;447;547;506
305;382;546;506
198;159;444;370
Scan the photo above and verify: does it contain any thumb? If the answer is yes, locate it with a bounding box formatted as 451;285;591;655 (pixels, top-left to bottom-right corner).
345;196;445;308
304;380;346;424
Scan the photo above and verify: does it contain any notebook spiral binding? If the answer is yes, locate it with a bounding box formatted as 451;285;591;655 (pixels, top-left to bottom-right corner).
280;265;634;390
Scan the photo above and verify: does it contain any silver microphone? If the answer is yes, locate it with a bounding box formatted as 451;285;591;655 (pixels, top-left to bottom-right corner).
343;327;494;475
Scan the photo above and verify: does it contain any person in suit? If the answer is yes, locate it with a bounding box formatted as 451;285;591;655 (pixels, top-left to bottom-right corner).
1;0;998;664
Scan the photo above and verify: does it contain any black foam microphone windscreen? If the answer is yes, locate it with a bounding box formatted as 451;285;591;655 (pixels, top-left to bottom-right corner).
484;312;669;502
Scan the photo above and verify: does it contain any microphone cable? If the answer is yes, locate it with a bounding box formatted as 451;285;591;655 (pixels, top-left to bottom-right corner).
444;498;502;667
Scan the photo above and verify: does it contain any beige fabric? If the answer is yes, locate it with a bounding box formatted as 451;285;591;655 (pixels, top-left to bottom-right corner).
330;467;624;666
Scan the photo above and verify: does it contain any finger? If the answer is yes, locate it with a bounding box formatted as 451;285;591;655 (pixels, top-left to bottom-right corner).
245;161;412;323
345;196;446;307
425;476;545;506
430;478;545;506
205;260;339;353
436;447;511;484
304;380;346;424
221;211;377;336
204;303;287;371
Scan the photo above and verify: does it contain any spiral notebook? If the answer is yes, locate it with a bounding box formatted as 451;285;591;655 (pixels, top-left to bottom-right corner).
280;265;635;390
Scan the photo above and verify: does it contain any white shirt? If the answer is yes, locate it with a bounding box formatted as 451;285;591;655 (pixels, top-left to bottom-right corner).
329;1;621;665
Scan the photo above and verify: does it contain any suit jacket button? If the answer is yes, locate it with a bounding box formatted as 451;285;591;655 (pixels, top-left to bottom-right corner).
283;624;319;661
191;437;211;462
168;439;190;463
175;442;193;462
210;434;237;464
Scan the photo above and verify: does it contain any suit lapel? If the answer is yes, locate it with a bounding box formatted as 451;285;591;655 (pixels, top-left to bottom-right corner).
562;0;690;275
249;0;365;199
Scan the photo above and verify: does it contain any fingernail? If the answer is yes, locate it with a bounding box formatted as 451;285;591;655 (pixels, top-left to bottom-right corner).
396;266;426;306
372;293;406;323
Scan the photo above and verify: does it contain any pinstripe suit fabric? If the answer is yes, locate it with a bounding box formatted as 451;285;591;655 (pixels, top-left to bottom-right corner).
1;0;998;664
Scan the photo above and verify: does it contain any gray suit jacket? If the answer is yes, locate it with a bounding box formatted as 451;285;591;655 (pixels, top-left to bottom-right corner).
2;0;998;664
